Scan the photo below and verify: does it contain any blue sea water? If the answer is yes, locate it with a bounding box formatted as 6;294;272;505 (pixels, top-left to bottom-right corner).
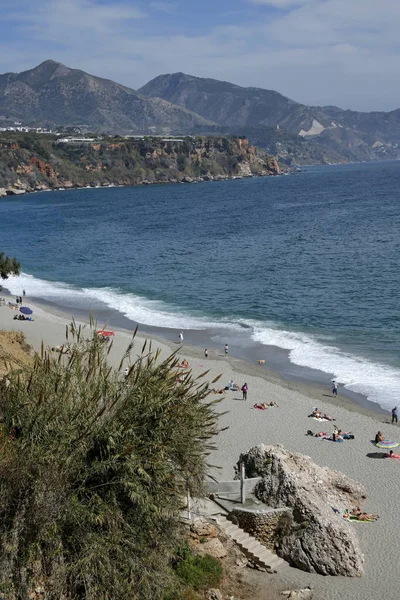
1;161;400;410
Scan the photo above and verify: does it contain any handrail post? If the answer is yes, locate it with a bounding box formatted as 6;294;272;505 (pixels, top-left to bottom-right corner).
240;461;246;504
187;488;191;520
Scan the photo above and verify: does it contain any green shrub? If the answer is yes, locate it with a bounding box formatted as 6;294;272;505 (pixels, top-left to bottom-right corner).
174;544;223;591
0;324;221;599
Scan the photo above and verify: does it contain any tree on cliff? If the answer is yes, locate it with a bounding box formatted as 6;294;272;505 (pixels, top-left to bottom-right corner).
0;252;20;280
0;324;221;599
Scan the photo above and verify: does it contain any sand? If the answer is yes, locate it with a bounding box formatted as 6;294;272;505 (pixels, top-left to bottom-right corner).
0;293;397;600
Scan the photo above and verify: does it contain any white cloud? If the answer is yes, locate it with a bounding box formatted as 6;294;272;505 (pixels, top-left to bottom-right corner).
2;0;400;111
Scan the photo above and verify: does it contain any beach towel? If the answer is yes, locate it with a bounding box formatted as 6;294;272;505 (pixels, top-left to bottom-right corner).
312;416;330;422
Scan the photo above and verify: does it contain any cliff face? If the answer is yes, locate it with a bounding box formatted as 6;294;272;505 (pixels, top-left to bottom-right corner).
0;134;280;196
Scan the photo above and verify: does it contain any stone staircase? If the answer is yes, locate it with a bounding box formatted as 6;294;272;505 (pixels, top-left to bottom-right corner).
215;514;287;573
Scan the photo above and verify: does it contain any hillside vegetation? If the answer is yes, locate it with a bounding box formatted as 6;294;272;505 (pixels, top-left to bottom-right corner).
0;133;280;195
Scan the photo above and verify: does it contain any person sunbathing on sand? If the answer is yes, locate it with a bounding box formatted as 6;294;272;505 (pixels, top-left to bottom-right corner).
309;409;336;421
375;431;385;444
350;507;379;521
334;427;354;439
323;413;336;421
253;403;269;410
384;450;400;459
178;359;189;368
312;431;330;438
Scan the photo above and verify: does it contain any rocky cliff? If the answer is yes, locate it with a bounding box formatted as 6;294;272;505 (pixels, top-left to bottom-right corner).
0;133;280;196
237;445;366;577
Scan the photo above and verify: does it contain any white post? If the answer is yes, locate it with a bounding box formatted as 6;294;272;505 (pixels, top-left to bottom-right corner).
187;488;191;520
240;461;246;504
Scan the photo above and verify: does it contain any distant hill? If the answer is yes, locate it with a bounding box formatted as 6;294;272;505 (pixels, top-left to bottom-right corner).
0;61;214;133
2;61;400;165
140;73;400;164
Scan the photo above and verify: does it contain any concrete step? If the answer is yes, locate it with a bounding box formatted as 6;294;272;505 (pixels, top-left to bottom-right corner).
245;540;264;553
223;524;239;535
232;531;251;543
215;515;287;572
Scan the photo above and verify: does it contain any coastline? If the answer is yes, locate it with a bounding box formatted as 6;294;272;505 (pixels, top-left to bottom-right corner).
0;169;286;199
2;285;390;423
1;291;399;599
2;283;390;422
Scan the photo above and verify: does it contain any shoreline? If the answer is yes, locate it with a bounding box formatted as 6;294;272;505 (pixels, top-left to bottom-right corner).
1;287;390;425
1;292;399;599
0;167;287;200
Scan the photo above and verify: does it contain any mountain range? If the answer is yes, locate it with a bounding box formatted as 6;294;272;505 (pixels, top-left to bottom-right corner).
1;60;400;165
0;60;212;133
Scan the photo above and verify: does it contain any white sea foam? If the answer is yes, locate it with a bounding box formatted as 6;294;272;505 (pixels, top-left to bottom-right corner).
5;273;233;331
5;273;400;411
250;322;400;411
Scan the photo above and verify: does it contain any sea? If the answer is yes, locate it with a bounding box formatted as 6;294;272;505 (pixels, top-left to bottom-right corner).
1;161;399;412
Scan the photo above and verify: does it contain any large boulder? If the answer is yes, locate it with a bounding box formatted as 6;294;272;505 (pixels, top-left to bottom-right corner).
237;445;366;576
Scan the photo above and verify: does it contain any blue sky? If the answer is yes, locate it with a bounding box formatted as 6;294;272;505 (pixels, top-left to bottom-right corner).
1;0;400;111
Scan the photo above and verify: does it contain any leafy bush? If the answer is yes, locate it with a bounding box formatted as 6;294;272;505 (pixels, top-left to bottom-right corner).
0;324;221;599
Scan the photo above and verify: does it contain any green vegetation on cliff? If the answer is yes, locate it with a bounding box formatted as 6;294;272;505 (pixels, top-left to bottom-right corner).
0;133;280;194
0;253;20;281
0;325;220;599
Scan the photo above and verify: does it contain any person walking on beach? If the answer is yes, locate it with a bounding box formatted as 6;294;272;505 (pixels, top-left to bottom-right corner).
242;382;248;401
179;332;184;344
23;289;26;298
224;343;229;357
392;406;398;424
332;381;338;397
204;348;208;359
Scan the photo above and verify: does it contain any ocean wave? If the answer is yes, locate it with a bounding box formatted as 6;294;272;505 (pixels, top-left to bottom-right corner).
250;322;400;411
5;273;236;331
5;273;400;411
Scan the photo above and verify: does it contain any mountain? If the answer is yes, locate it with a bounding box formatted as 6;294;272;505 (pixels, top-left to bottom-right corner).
139;73;400;164
2;62;400;165
0;61;213;133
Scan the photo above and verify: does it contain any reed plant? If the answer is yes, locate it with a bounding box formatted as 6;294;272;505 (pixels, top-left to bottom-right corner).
0;323;221;599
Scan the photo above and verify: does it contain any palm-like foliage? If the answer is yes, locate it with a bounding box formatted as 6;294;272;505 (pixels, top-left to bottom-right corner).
0;324;221;599
0;252;20;280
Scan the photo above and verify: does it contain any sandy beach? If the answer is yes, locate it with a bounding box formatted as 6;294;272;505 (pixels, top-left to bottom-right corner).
0;293;398;600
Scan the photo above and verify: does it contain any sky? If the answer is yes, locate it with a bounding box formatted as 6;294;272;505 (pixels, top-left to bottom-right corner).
1;0;400;111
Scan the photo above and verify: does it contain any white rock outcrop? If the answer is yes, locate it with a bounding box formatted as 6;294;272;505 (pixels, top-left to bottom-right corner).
237;445;366;576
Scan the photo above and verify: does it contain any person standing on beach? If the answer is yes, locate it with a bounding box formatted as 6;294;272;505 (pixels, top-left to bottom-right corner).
224;343;229;357
392;406;398;424
23;289;26;298
332;381;338;397
204;348;208;358
179;332;184;344
242;383;248;401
